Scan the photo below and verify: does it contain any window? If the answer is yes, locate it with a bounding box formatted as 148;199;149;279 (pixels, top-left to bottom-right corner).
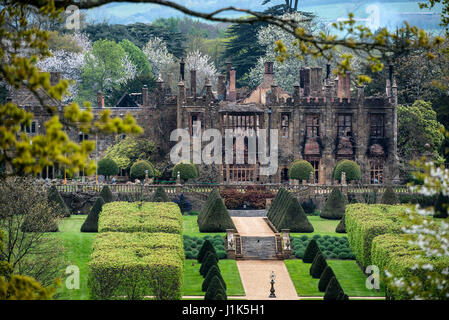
370;114;384;138
338;114;352;137
190;113;204;136
281;168;289;183
370;158;384;184
306;157;320;183
281;114;289;138
21;121;37;134
78;133;89;142
306;115;319;138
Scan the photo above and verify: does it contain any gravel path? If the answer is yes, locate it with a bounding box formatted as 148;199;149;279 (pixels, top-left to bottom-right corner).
232;217;274;236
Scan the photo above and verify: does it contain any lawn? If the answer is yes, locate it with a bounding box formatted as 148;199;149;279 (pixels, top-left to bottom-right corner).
182;259;245;297
285;259;385;298
183;215;225;237
291;216;344;238
54;215;95;300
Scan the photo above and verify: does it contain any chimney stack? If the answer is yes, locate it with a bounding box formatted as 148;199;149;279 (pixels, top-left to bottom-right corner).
300;67;311;96
228;68;237;102
190;69;197;99
142;85;148;107
218;74;225;100
310;67;323;96
226;62;232;82
97;91;104;108
337;72;351;100
264;61;274;84
180;58;185;81
326;63;331;80
166;72;172;93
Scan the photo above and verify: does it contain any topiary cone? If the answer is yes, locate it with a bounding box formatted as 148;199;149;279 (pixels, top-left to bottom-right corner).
303;239;321;263
100;185;114;203
204;275;227;300
335;212;346;233
381;185;398;205
324;276;344;300
81;197;104;232
199;252;219;277
318;265;336;292
153;186;169;202
48;185;71;217
310;252;328;278
202;264;226;292
197;239;217;263
320;187;346;220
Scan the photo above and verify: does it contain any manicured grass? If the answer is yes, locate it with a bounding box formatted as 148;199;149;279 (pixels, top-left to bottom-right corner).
183;215;225;237
55;215;95;300
285;259;385;297
291;216;343;237
182;259;245;297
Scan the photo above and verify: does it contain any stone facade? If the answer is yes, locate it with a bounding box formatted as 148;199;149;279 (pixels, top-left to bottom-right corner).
10;61;399;184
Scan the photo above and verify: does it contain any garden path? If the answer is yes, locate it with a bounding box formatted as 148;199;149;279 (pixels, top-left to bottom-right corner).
231;217;273;236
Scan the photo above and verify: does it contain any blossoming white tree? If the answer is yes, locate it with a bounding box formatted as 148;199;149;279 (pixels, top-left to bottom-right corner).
143;37;175;78
185;50;218;91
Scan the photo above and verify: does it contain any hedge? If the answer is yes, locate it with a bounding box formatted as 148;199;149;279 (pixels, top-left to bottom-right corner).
267;188;313;232
345;204;408;267
81;197;104;233
320;188;346;220
197;189;235;232
98;202;182;234
371;233;449;299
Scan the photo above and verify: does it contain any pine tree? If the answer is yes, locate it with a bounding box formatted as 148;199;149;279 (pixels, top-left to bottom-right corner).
202;264;226;292
318;265;336;292
48;185;70;217
199;252;218;277
153;186;169;202
324;276;345;300
303;239;321;263
100;185;114;203
197;239;217;263
310;252;328;279
81;197;105;232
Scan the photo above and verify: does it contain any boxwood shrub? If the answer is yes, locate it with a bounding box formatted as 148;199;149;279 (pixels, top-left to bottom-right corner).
291;235;354;260
184;235;225;260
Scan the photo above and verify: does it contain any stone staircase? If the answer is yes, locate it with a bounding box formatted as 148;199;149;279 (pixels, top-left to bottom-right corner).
240;236;278;260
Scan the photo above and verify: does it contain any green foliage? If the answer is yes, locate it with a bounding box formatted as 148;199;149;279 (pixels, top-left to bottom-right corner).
333;160;361;182
323;276;344;300
202;264;226;292
185;236;225;260
100;185;114;203
153;186;169;202
130;160;155;181
0;275;58;300
97;158;119;178
204;275;227;300
197;189;235;232
434;192;449;218
303;239;320;263
398;100;445;161
335;213;346;233
105;136;156;171
199;252;218;278
81;197;104;233
0;261;13;278
48;185;70;217
98;202;182;234
345;204;408;267
288;160;314;181
119;39;152;76
197;239;217;263
310;252;328;279
172;163;199;182
267;188;313;232
381;186;399;205
320;188;346;220
318;265;336;292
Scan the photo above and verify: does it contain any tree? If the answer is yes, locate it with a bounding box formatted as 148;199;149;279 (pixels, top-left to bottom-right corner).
335;213;346;233
324;276;345;300
81;196;104;233
0;275;59;300
318;265;336;292
434;192;449;218
97;158;119;180
174;194;192;214
310;252;327;279
197;240;217;264
48;185;71;217
130;160;154;181
143;37;176;77
288;159;314;181
398;100;445;162
333;160;361;182
320;188;346;220
381;186;399;205
78;39;137;106
199;251;219;277
153;186;169;202
99;185;114;203
303;239;320;263
185;50;218;91
202;264;226;292
120;39;153;77
172;163;199;182
204;275;226;300
0;178;66;287
105;136;156;172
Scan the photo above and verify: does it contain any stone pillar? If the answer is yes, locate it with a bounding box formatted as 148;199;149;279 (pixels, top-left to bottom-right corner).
177;81;185;129
281;229;292;258
341;171;347;186
226;229;236;259
97;91;104;108
142;85;149;107
176;171;181;193
229;69;236;102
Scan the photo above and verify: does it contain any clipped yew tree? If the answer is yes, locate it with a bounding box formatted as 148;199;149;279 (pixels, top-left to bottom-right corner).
130;160;154;181
310;252;328;278
320;187;346;220
288;160;314;181
200;252;219;277
333;160;361;182
172;162;199;182
81;197;104;232
48;185;70;217
197;239;217;263
303;239;321;263
97;158;119;181
153;186;169;202
324;276;345;300
335;213;346;233
198;189;235;232
99;185;114;203
434;192;449;218
267;188;313;232
204;275;227;300
318;265;336;292
381;185;399;205
202;265;226;292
